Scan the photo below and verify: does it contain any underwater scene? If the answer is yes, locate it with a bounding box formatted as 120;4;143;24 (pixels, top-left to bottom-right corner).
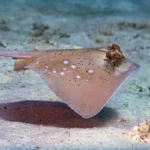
0;0;150;149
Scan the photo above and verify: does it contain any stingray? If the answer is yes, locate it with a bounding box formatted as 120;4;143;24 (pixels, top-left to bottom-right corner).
0;44;139;119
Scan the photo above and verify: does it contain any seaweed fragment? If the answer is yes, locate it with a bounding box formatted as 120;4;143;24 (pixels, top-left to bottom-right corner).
118;22;150;30
31;23;49;37
104;44;124;71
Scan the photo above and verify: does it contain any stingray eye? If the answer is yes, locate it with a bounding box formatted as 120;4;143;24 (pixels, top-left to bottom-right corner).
63;60;69;65
76;75;80;79
71;64;77;69
60;72;65;76
52;68;57;73
87;69;94;74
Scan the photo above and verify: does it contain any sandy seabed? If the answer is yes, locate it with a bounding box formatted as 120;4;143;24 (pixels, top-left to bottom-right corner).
0;1;150;150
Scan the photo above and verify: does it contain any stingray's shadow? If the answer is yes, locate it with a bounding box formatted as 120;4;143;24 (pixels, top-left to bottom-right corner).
0;100;118;128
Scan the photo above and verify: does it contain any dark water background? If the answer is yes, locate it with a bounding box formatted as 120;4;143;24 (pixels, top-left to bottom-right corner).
0;0;150;16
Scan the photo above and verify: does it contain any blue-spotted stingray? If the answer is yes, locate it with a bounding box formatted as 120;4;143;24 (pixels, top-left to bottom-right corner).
0;44;139;119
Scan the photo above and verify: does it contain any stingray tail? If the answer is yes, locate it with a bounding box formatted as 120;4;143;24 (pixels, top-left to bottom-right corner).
0;50;37;71
0;50;36;59
13;59;30;71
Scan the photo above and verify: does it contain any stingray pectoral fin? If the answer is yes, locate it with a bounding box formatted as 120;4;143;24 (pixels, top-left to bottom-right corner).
68;61;139;119
38;58;139;119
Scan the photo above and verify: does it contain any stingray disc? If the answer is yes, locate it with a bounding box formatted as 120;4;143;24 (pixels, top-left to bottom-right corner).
20;44;139;119
0;44;139;118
